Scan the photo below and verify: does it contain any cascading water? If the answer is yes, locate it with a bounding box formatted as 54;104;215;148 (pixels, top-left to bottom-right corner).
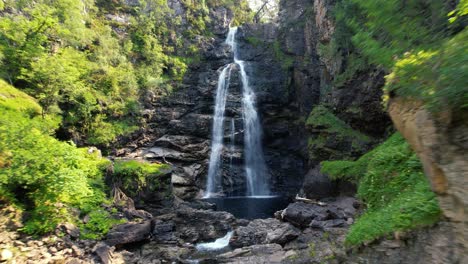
205;27;270;198
205;65;232;197
229;118;235;169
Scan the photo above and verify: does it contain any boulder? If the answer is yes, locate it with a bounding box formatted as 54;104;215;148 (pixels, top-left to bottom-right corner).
280;197;359;229
302;166;334;199
231;218;300;248
281;202;329;228
152;220;177;244
105;221;152;246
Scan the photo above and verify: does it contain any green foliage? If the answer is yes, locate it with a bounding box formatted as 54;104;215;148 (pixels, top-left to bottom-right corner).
0;0;253;145
79;209;125;240
448;0;468;23
384;29;468;112
0;83;115;236
112;160;169;197
206;0;253;25
306;105;370;142
330;0;467;112
0;80;41;116
321;133;441;245
338;0;451;68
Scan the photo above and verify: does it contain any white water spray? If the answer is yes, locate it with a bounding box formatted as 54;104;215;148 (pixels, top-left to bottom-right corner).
195;231;234;251
205;27;270;197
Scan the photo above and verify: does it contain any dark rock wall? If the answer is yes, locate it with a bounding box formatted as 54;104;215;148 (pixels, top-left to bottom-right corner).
118;0;391;201
275;0;391;198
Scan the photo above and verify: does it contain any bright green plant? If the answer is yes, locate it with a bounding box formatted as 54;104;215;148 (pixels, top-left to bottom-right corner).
0;83;115;235
384;29;468;112
321;133;441;245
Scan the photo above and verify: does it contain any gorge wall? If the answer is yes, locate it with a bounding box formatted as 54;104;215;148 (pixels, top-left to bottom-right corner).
118;0;390;200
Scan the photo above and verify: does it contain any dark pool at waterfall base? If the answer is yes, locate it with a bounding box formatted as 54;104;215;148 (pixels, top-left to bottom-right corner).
201;196;291;219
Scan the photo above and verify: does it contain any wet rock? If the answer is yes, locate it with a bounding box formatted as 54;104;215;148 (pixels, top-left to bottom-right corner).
93;242;113;264
231;218;299;248
310;219;347;229
105;221;152;246
152;220;177;244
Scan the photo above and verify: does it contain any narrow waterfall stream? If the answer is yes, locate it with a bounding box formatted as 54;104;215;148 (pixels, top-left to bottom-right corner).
204;27;270;198
205;65;232;197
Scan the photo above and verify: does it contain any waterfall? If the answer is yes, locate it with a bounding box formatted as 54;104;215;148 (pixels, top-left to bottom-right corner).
229;118;235;168
205;65;232;197
205;27;270;198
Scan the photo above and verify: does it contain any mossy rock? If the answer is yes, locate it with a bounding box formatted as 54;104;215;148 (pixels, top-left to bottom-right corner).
112;160;172;204
306;105;373;162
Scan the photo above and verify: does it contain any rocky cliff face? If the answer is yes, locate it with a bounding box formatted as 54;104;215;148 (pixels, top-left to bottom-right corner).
276;0;390;198
388;98;468;263
117;3;308;199
117;0;390;201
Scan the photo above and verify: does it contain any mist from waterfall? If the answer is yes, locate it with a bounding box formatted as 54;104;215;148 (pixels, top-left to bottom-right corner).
205;27;269;198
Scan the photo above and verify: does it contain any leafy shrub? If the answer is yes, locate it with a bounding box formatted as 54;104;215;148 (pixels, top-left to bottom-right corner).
384;29;468;112
321;133;441;245
0;83;115;236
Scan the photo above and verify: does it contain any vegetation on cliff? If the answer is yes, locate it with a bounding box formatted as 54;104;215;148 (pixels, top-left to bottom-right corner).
0;0;253;237
306;105;372;162
332;0;467;112
314;0;466;246
0;0;252;146
0;81;114;236
322;133;441;245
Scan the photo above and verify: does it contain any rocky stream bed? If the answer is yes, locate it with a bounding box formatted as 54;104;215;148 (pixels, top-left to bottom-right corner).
1;196;360;264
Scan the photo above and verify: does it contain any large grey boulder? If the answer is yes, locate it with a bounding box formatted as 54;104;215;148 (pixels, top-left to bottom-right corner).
231;218;300;248
105;221;152;247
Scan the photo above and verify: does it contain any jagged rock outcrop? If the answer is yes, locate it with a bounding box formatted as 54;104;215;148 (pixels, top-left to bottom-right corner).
388;97;468;262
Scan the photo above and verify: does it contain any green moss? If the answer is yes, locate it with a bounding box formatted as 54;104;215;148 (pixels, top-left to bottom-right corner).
113;160;170;197
306;105;370;141
272;41;295;70
79;209;126;240
308;242;316;257
333;53;368;88
306;105;373;162
321;133;441;246
246;36;263;47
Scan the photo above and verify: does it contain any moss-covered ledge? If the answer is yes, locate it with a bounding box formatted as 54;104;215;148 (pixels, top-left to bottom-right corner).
306;104;374;162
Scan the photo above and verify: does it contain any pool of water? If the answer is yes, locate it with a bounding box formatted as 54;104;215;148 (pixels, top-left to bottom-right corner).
202;196;291;219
